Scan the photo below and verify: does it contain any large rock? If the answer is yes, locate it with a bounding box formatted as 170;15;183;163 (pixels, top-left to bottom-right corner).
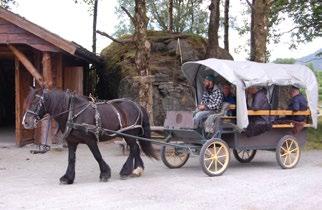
100;31;233;125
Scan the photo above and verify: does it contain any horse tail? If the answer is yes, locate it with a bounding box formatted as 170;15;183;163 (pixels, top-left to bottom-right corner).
138;107;159;160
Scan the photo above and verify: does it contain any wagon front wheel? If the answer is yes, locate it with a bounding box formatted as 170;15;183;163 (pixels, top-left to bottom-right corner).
233;149;256;163
200;138;230;176
161;141;190;169
276;135;301;169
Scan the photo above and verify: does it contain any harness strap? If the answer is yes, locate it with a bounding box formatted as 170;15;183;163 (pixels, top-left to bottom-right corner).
61;93;74;140
110;103;124;129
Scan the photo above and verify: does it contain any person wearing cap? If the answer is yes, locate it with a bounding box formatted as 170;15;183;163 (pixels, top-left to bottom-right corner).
193;74;224;128
287;86;308;122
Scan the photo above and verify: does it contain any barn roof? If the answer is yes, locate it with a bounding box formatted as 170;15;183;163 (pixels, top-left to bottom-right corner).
0;7;102;64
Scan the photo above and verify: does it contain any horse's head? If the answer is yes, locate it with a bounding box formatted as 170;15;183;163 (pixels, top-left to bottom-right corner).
22;88;49;129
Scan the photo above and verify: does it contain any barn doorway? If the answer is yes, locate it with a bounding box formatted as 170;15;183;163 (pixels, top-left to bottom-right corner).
0;59;15;143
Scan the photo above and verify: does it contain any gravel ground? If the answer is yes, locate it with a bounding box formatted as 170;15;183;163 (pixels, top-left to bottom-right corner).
0;141;322;210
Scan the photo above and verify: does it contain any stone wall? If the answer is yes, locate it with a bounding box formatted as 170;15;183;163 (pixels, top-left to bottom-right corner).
100;31;233;126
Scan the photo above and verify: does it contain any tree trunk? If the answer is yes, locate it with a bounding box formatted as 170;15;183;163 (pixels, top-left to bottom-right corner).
206;0;220;58
190;0;194;33
92;0;98;53
168;0;173;32
134;0;150;76
250;0;272;62
224;0;230;52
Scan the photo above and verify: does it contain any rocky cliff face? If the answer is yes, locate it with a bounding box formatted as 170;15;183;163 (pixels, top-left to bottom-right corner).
100;31;233;125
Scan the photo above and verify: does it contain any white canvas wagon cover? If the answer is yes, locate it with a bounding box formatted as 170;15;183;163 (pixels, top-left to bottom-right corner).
182;58;318;129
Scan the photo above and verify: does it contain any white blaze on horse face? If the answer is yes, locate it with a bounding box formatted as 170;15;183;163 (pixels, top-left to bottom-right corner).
22;112;37;129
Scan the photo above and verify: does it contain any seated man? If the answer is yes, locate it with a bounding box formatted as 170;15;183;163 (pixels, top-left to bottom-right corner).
245;86;272;137
223;83;236;104
222;83;236;116
287;86;308;122
193;75;224;129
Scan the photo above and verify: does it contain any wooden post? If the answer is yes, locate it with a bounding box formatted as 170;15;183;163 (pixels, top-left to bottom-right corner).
56;54;63;89
42;52;53;88
14;58;21;145
8;44;44;86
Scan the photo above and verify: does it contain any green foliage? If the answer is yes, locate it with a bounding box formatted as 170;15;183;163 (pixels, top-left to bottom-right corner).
272;58;296;64
270;0;321;49
0;0;15;9
307;118;322;150
72;0;97;14
114;0;208;37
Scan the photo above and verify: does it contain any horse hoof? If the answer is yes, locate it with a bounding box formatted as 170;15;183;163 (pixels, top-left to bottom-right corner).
120;175;128;180
59;176;74;185
100;174;110;182
131;167;144;177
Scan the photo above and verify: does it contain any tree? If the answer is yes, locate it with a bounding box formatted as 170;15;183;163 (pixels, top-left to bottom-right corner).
73;0;99;53
114;0;208;36
270;0;321;49
223;0;230;52
168;0;174;32
0;0;15;9
133;0;150;76
206;0;220;58
246;0;274;62
272;58;296;64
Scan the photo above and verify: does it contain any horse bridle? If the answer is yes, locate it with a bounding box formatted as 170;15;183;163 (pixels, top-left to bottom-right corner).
25;90;48;120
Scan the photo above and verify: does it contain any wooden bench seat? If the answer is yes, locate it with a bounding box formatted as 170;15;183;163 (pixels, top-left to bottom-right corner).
224;105;312;128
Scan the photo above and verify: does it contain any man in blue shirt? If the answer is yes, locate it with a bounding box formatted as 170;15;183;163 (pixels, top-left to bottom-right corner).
287;86;308;122
193;75;224;128
223;83;236;104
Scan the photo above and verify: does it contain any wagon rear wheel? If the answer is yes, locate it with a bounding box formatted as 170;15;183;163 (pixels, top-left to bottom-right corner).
276;135;301;169
200;138;230;176
161;140;190;169
233;149;257;163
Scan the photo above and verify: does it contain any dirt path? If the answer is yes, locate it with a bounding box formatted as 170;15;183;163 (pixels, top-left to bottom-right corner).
0;142;322;210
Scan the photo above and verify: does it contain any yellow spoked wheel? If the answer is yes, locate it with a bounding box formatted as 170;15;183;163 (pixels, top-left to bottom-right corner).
161;141;190;169
200;138;230;176
276;135;301;169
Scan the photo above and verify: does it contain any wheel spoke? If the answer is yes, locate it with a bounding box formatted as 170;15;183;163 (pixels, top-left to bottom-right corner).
281;147;288;153
214;159;218;171
217;146;223;156
283;155;288;165
213;144;217;156
245;150;250;158
217;159;224;167
205;157;213;161
242;151;245;159
289;148;298;153
285;141;289;151
288;140;294;151
207;160;214;170
205;148;213;156
280;152;288;157
217;154;227;158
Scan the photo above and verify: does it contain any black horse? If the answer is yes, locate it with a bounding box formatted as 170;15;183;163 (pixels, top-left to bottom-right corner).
22;88;158;184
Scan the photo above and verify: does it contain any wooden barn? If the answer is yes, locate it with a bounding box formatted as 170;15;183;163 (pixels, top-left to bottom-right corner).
0;7;101;146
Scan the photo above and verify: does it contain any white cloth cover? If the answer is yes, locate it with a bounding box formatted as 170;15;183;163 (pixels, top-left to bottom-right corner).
182;58;318;129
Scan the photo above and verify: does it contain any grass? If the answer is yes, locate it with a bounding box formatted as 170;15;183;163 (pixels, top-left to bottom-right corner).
306;118;322;150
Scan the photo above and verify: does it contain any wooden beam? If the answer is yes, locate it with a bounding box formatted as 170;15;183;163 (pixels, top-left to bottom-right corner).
247;110;311;116
8;44;44;86
42;52;53;88
272;124;311;128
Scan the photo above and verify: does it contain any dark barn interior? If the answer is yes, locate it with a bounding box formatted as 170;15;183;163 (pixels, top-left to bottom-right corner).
0;59;15;142
0;59;15;127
